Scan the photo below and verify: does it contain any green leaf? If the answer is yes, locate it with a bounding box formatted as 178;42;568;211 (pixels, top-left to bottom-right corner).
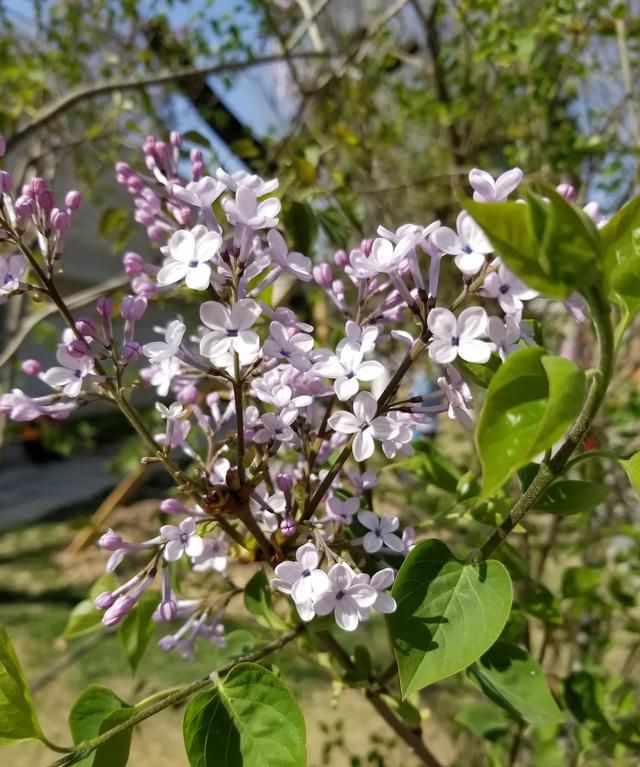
600;193;640;273
386;440;460;493
561;567;601;598
520;584;562;624
455;701;510;740
620;451;640;498
469;642;564;725
455;355;502;389
68;685;131;767
244;569;273;619
564;671;611;728
533;480;610;515
475;347;585;499
610;256;640;315
282;201;317;255
0;626;45;745
182;130;211;148
118;590;158;673
183;663;306;767
93;707;135;767
389;540;512;697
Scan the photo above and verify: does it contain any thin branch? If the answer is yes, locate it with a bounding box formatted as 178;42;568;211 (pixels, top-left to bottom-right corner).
5;52;330;153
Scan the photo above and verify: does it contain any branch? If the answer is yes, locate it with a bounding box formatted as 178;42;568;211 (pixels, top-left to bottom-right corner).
49;627;303;767
5;52;330;153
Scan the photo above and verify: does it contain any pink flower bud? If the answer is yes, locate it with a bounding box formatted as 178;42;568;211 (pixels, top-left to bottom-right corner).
334;249;348;267
102;595;135;627
360;239;374;257
114;161;131;176
123;251;145;277
0;134;5;157
178;384;199;404
94;591;116;610
280;517;297;537
147;224;166;243
0;170;12;194
65;190;83;211
75;317;97;337
121;294;148;321
276;473;294;493
31;177;47;196
192;161;203;180
313;263;332;287
21;359;42;376
132;274;157;298
96;295;114;317
556;183;577;201
170;131;183;148
122;341;142;363
127;177;144;195
160;498;187;514
155;599;178;622
37;189;54;213
51;208;70;231
332;279;345;296
14;195;35;219
68;339;91;357
189;149;203;164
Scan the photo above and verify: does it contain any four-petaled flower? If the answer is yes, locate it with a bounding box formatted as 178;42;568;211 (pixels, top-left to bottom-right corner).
431;212;493;275
143;320;185;363
357;511;404;554
160;518;205;561
328;391;398;461
200;299;261;361
479;263;537;314
263;321;313;371
267;229;312;281
313;563;377;632
157;226;223;291
42;347;94;397
324;496;360;525
271;543;330;621
487;314;521;360
469;167;523;202
427;306;491;364
222;186;281;229
253;410;298;444
0;254;26;299
313;344;385;401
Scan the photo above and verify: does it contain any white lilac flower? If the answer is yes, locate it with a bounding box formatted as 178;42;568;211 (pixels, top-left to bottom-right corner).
479;264;537;314
41;347;94;398
313;344;385;401
431;212;493;276
348;236;412;278
312;562;377;632
157;226;222;291
324;496;360;525
263;321;313;371
354;568;397;615
0;254;26;299
172;176;226;208
328;391;398;462
155;401;187;420
216;169;279;196
267;229;312;281
427;306;491;364
252;492;286;533
253;410;298;445
357;511;404;554
381;411;415;459
469;167;523;202
251;375;312;416
160;517;205;562
437;366;474;430
0;389;76;421
199;299;261;361
192;534;229;574
143;320;186;363
222;185;281;229
271;542;330;621
146;356;181;397
337;321;379;355
488;315;521;360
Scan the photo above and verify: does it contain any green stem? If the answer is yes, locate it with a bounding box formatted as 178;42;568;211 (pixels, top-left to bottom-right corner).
48;628;303;767
478;288;615;560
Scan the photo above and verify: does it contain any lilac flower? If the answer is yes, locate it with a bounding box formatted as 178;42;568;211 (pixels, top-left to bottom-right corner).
252;492;286;533
313;344;385;401
143;320;186;363
172;176;226;208
357;511;404;553
0;389;76;421
324;496;360;525
157;227;222;291
328;391;398;462
348;236;412;278
192;534;229;574
199;299;261;361
251;378;312;416
160;518;205;561
222;186;280;229
479;264;537;313
267;229;312;281
0;254;26;299
312;563;377;631
216;169;279;196
354;568;397;615
488;315;521;360
271;542;330;621
427;307;491;364
431;212;493;275
437;366;474;430
253;410;298;445
469;168;523;202
42;347;94;397
337;321;379;355
381;411;415;459
263;321;313;371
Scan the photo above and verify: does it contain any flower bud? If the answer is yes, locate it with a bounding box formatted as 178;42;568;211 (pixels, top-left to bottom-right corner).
127;177;144;195
21;359;42;376
50;207;70;231
189;148;203;164
94;591;116;610
14;195;35;218
123;251;145;277
65;190;83;211
31;177;47;196
132;274;157;298
178;384;199;404
0;170;12;194
556;183;577;201
122;341;142;363
154;599;178;622
280;517;297;537
334;249;348;267
170;131;183;148
158;634;177;651
37;189;54;213
121;294;148;321
192;161;203;180
75;317;97;337
114;161;131;176
98;528;123;551
276;473;294;493
332;279;345;297
154;141;169;164
160;498;187;514
360;238;374;257
313;263;332;287
147;224;166;243
68;338;91;357
96;295;114;317
102;595;135;627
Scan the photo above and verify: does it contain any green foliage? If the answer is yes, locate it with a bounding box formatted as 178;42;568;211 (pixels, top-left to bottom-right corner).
476;347;585;498
469;642;564;725
533;480;610;515
118;590;159;673
620;451;640;498
68;685;133;767
389;540;512;697
0;627;45;745
183;663;306;767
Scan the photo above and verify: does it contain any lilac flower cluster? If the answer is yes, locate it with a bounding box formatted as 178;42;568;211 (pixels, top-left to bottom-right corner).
0;133;603;653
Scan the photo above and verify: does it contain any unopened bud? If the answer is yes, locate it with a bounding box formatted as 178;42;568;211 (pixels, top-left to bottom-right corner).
21;359;42;376
121;294;148;321
313;263;332;287
96;295;114;317
123;251;145;277
65;190;83;211
280;517;297;537
556;183;577;201
276;473;294;493
122;341;142;363
334;249;348;267
178;384;199;404
0;170;12;194
94;591;116;610
50;207;70;231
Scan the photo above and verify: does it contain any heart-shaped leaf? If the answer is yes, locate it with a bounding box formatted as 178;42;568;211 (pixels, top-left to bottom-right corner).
69;685;132;767
389;540;512;697
0;626;45;745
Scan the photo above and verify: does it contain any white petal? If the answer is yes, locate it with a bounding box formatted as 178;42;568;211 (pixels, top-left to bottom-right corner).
328;411;361;434
468;169;496;200
163;539;185;561
356;360;385;382
430;226;460;254
353;428;375;462
313;592;336;616
352;391;376;422
459;339;491;364
357;511;379;531
348;584;377;608
335;375;360;401
373;592;397;614
200;301;230;331
335;598;359;631
427;308;457;339
454;252;486;275
185;262;211;290
157;260;189;286
185;535;205;557
428;339;458;364
370;568;395;590
168;230;195;263
494;168;523;200
363;531;383;553
309;569;330;594
381;532;405;552
458;306;487;339
231;299;261;330
274;561;303;585
200;331;230;359
297;543;319;570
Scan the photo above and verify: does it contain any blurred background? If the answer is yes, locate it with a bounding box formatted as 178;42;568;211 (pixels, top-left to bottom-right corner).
1;1;640;765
